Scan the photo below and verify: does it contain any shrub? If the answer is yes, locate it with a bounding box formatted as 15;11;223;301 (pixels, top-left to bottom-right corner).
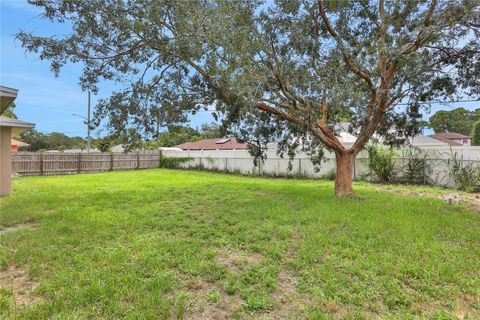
400;147;437;185
367;145;397;183
447;150;480;192
471;120;480;146
160;156;193;168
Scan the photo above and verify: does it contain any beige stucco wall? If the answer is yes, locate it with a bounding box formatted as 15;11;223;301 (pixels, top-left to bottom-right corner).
0;126;12;195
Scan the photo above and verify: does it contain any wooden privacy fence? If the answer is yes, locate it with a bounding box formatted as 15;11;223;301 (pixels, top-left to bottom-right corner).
12;151;162;176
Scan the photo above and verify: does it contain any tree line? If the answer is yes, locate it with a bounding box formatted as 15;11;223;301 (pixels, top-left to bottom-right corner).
16;124;221;152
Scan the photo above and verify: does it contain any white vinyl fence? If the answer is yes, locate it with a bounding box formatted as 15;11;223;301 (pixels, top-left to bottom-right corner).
163;146;480;188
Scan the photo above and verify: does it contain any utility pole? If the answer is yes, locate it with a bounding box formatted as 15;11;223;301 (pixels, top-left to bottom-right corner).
87;91;91;152
72;91;92;152
156;109;160;141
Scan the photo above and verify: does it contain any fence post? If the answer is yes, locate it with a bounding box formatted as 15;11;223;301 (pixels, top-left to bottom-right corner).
77;153;81;174
353;158;356;181
159;150;162;168
39;152;44;176
423;160;426;185
110;152;114;171
136;151;140;169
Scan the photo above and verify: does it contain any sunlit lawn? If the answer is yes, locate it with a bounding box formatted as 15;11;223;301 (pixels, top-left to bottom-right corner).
1;169;479;319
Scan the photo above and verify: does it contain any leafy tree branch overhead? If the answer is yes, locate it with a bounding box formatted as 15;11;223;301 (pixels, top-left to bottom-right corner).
17;0;480;196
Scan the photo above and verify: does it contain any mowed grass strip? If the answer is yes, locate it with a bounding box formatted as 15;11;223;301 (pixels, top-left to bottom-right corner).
0;169;479;319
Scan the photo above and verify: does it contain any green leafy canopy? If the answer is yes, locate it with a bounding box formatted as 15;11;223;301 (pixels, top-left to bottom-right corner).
17;0;480;162
471;120;480;146
429;107;480;135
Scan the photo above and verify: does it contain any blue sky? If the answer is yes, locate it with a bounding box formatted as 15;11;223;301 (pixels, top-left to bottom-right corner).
0;0;478;138
0;0;214;138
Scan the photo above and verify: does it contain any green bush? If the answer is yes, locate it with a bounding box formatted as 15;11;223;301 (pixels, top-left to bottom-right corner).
447;150;480;192
471;120;480;146
400;147;437;185
367;145;397;183
160;156;193;168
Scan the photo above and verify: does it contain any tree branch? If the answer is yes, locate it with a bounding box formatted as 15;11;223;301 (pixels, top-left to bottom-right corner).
401;0;437;55
318;0;375;91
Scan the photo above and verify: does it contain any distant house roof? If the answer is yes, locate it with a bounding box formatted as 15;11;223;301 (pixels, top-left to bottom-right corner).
11;139;29;147
431;132;471;139
175;137;248;150
111;144;145;153
429;133;470;146
10;138;29;152
411;134;448;146
112;144;126;152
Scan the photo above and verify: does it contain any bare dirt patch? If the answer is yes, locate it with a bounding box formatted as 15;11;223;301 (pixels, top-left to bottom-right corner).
177;270;318;320
440;193;480;212
0;223;38;235
216;247;264;272
455;295;480;320
0;266;41;305
172;279;243;320
416;294;479;319
170;249;266;319
254;271;316;320
370;184;480;212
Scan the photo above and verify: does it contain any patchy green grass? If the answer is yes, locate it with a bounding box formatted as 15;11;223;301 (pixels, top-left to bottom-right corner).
0;169;479;319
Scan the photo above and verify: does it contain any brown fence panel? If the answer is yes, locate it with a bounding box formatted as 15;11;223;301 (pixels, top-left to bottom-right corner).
112;152;138;170
42;152;80;175
11;152;41;176
80;153;111;173
139;151;162;169
11;151;162;176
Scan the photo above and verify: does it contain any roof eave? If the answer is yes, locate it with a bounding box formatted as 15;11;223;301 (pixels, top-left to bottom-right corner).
0;86;19;114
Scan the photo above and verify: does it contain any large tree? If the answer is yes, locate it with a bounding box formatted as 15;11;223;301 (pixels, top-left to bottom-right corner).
429;107;480;135
18;0;480;196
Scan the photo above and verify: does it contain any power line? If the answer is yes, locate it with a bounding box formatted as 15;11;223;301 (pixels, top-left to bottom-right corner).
189;99;479;112
396;99;479;106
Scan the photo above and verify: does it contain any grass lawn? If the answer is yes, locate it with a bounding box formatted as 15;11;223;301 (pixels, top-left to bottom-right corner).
1;169;479;319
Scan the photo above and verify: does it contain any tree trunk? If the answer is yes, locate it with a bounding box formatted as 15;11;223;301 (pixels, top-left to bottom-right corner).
335;151;356;197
